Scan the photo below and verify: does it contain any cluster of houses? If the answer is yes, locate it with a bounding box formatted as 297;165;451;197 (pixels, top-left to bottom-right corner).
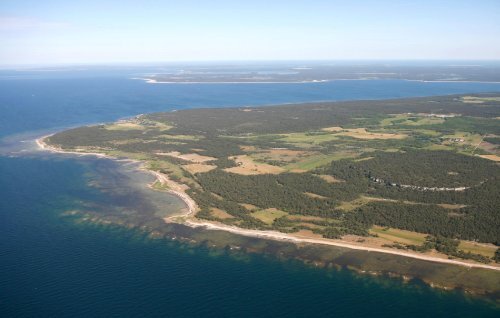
446;138;465;143
420;112;459;118
369;176;468;192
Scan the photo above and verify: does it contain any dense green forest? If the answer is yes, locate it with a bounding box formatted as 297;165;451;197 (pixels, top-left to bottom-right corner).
331;149;497;187
146;94;500;135
46;94;500;262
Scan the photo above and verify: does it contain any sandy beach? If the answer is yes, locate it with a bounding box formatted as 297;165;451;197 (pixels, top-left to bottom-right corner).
36;135;500;272
36;135;115;159
183;219;500;271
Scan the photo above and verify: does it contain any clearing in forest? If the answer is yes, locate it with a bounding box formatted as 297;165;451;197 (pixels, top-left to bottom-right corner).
478;154;500;162
105;122;146;130
251;208;288;224
335;128;407;140
369;226;427;246
157;151;216;163
182;163;217;174
224;155;285;175
210;208;234;219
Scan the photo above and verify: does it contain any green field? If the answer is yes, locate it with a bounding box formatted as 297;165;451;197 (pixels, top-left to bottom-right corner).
251;209;288;224
370;226;427;245
284;154;353;171
279;132;339;145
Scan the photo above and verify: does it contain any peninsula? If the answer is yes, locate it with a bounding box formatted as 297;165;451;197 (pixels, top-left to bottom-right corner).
39;94;500;289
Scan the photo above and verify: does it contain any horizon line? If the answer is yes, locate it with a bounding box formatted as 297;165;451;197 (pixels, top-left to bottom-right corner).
2;58;500;70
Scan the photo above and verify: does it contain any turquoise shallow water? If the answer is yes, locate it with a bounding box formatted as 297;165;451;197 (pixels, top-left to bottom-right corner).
1;69;499;316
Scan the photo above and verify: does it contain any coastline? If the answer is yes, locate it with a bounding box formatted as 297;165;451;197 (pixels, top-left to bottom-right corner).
134;77;500;85
36;135;500;272
36;134;199;219
136;78;330;84
184;219;500;271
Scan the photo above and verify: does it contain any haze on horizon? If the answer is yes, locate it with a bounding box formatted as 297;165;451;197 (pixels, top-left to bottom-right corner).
1;0;500;66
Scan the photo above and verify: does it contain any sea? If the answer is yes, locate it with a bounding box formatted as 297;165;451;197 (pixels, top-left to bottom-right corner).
1;67;500;317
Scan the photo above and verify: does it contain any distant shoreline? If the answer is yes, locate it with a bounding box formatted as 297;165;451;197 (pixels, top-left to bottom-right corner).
36;134;500;272
133;77;500;85
133;77;330;84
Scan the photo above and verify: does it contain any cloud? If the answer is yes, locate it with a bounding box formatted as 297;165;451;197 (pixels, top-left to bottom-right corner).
0;16;70;31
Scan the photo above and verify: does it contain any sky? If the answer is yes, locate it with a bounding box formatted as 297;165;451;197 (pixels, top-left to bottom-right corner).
1;0;500;65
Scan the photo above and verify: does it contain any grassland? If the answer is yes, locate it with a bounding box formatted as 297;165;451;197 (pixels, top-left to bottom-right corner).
251;208;288;224
105;122;147;130
337;196;395;212
370;226;427;246
284;154;341;171
479;154;500;162
333;127;408;140
225;155;285;175
279;132;340;144
210;208;234;220
458;241;497;258
461;96;500;103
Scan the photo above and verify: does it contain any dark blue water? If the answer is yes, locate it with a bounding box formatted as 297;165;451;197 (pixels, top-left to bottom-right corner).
3;74;500;137
1;71;499;317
